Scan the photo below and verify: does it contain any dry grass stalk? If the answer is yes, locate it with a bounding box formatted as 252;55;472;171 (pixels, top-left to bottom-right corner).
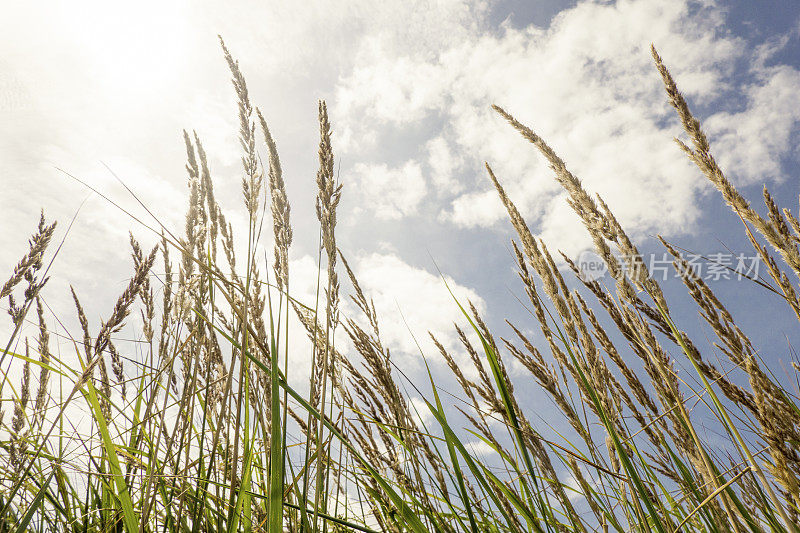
308;99;344;525
9;346;30;471
257;108;292;292
467;306;584;528
95;245;158;359
651;45;800;278
747;354;800;510
220;37;262;220
652;45;800;332
502;326;591;447
33;297;50;419
316;100;343;326
0;212;56;301
492;100;740;526
194;132;223;264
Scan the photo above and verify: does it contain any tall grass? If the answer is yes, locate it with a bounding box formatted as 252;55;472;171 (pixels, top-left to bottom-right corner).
2;41;800;532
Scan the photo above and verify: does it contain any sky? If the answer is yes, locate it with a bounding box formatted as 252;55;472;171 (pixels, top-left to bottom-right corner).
2;0;800;461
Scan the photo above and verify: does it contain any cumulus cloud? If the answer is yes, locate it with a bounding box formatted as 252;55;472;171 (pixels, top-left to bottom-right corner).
426;136;466;193
350;161;427;219
444;188;506;228
344;252;485;371
334;0;800;256
705;65;800;183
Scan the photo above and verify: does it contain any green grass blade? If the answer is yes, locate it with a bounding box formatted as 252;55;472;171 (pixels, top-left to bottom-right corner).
198;310;429;533
14;471;55;533
422;358;479;533
81;379;138;532
268;309;284;531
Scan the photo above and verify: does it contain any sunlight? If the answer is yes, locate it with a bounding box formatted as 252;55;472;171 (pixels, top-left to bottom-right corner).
59;0;191;96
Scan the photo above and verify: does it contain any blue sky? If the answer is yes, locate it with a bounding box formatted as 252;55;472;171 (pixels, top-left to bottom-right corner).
2;0;799;458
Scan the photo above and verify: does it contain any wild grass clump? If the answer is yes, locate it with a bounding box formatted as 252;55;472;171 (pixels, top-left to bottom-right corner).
1;41;800;532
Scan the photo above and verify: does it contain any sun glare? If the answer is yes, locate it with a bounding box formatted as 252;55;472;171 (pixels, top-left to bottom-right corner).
62;1;191;96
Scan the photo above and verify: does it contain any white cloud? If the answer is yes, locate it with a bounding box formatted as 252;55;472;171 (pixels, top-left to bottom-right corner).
562;466;599;503
444;188;506;228
466;439;499;458
345;252;485;370
338;54;448;128
409;396;435;427
426;136;465;193
333;0;800;254
705;65;800;183
350;161;427;219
